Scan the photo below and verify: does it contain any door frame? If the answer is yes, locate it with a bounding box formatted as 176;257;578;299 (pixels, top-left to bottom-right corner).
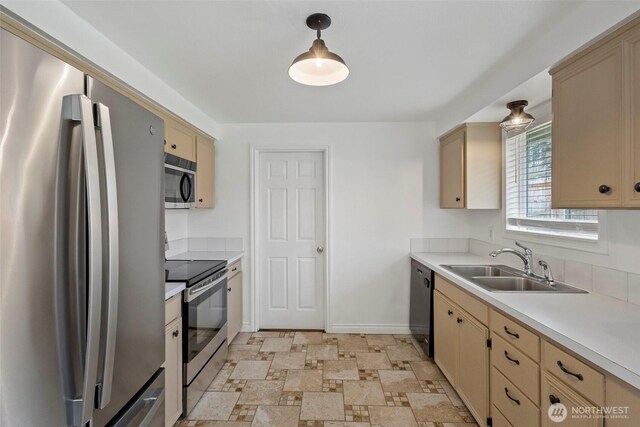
249;146;331;332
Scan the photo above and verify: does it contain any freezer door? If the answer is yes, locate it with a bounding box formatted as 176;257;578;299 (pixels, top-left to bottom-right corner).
0;29;94;426
86;77;166;426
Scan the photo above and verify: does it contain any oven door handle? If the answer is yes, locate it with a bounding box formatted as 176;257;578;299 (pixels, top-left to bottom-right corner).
185;270;228;303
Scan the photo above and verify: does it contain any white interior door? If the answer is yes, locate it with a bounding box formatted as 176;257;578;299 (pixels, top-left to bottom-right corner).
258;151;325;329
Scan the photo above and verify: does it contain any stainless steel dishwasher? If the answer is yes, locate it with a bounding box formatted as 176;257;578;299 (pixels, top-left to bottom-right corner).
410;260;434;358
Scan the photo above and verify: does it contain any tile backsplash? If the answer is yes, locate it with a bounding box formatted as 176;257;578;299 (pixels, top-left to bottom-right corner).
411;237;639;306
166;237;244;257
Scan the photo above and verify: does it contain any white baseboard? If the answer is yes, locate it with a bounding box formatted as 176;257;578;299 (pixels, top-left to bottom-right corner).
328;324;412;334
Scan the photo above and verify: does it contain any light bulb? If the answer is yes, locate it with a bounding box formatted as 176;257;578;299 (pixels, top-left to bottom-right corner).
315;58;323;68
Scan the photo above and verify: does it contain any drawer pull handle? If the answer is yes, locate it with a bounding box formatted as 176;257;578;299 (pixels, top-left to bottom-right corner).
172;330;179;337
504;326;519;339
456;317;463;324
557;361;584;381
447;310;453;316
504;387;520;405
504;351;520;365
549;395;561;405
232;267;237;272
171;144;177;149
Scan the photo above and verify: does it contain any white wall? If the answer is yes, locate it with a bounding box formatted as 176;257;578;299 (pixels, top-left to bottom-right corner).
188;122;466;332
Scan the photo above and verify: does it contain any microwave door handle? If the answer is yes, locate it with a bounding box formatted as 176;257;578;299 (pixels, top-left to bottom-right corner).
179;173;190;203
94;102;119;409
62;94;103;426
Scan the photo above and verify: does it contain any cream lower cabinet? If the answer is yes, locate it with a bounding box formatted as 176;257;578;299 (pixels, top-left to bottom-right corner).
434;283;489;426
227;259;243;343
165;295;183;427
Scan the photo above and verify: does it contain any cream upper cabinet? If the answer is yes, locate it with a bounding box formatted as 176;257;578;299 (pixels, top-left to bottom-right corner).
439;123;502;209
165;119;196;162
195;134;215;209
550;16;640;208
440;129;465;208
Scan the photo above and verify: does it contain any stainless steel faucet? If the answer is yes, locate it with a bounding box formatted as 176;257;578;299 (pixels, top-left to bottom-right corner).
489;241;534;276
538;260;555;285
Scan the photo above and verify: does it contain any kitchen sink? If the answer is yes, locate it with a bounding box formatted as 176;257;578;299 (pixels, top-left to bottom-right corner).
442;264;587;294
443;265;522;277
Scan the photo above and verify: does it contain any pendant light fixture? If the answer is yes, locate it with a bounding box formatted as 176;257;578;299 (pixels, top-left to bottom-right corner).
289;13;349;86
499;100;535;132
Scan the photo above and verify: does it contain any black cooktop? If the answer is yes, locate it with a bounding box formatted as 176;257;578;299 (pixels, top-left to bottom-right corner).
165;259;226;286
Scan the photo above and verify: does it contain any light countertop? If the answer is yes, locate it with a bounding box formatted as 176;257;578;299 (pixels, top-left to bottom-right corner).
169;250;244;265
411;252;640;390
165;282;185;300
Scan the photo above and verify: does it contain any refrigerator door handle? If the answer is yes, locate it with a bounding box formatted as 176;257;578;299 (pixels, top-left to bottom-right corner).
62;94;103;426
94;102;119;409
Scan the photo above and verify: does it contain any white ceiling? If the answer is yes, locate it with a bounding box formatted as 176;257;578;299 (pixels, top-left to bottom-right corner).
62;1;638;124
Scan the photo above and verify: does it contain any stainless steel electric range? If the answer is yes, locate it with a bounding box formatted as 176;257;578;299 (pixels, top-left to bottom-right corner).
165;259;228;415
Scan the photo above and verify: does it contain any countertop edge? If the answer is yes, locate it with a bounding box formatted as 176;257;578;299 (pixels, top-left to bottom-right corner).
165;282;186;301
410;252;640;390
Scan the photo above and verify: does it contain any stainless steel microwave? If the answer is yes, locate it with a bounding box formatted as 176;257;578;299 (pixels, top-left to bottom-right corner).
165;153;196;208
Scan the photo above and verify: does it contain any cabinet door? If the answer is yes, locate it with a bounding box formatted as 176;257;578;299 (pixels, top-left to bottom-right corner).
551;42;624;208
541;372;602;427
227;272;243;344
457;310;489;425
165;120;196;161
165;318;182;427
195;135;215;208
434;291;458;385
627;27;640;206
440;130;465;208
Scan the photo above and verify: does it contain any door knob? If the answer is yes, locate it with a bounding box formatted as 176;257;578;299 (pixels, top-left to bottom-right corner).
317;246;324;254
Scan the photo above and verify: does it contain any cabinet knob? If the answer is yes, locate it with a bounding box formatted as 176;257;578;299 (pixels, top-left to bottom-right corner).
171;144;177;149
635;182;640;193
447;310;453;316
164;139;166;145
199;198;203;203
598;185;611;194
549;395;561;405
228;288;232;292
455;197;461;202
456;317;463;324
172;330;179;337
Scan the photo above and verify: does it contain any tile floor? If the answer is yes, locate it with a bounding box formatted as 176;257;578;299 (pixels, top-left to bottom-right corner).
180;331;478;427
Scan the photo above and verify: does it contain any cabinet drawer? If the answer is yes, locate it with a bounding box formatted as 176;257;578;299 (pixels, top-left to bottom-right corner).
435;275;488;325
542;341;604;406
492;334;540;404
165;294;181;325
491;309;540;362
541;371;603;427
491;405;513;427
228;259;242;279
491;367;539;427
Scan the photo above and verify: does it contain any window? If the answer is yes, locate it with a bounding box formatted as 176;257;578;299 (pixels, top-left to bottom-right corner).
505;122;599;240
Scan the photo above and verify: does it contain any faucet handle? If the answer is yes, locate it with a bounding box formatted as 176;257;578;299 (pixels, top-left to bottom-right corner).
515;241;532;254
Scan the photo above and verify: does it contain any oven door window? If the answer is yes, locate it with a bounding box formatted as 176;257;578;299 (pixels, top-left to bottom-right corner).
186;278;227;363
165;167;194;204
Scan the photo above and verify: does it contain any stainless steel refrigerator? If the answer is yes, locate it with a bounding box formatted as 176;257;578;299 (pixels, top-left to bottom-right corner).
0;27;165;426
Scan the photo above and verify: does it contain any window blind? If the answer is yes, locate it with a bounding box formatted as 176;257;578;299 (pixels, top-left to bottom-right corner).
505;122;599;240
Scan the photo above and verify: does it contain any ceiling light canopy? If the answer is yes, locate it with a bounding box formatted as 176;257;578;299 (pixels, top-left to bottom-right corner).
499;100;535;132
289;13;349;86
